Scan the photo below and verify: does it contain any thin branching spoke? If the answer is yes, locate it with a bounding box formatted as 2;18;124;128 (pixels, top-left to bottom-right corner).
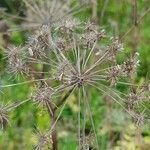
82;86;100;150
88;81;137;119
49;85;77;133
83;41;97;70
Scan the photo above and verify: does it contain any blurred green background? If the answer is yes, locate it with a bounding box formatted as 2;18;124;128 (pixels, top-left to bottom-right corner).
0;0;150;149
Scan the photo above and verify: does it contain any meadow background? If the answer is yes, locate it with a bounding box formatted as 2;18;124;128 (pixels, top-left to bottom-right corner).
0;0;150;149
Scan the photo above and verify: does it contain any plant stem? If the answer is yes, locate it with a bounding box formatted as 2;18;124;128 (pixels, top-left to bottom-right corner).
131;0;139;55
46;86;75;150
91;0;97;21
51;113;58;150
46;102;57;150
54;86;75;112
131;0;142;148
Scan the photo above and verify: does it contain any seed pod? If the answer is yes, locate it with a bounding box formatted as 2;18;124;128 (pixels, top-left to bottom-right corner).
33;130;52;150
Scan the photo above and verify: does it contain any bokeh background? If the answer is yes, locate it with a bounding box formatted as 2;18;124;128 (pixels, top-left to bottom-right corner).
0;0;150;149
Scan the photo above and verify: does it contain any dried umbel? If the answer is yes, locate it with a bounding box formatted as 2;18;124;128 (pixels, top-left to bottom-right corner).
79;132;94;150
22;0;70;29
55;18;80;33
0;100;31;129
125;91;149;111
129;110;146;127
4;46;22;61
8;58;29;76
122;52;140;76
49;21;125;90
108;37;124;54
81;22;105;46
32;86;54;106
31;84;59;117
106;65;122;86
33;130;52;150
84;21;98;32
4;46;29;76
0;0;88;33
27;25;50;58
124;83;150;127
1;17;149;149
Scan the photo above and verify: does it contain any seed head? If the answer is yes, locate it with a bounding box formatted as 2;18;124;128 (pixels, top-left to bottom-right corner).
9;59;29;75
131;111;146;127
122;53;140;75
125;84;150;110
22;0;70;29
79;132;94;150
56;18;80;33
33;130;52;150
27;26;49;58
84;21;98;32
4;46;29;76
106;65;122;85
107;37;124;56
4;46;22;61
32;86;54;107
81;29;105;45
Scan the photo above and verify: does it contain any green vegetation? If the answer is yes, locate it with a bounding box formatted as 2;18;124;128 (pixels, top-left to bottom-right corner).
0;0;149;149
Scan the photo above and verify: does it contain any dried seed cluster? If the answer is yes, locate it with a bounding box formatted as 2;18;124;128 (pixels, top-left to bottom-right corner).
1;18;149;149
1;19;149;146
32;86;54;106
0;0;149;149
33;130;52;150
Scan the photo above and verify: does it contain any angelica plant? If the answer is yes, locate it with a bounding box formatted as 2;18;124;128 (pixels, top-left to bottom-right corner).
0;1;149;150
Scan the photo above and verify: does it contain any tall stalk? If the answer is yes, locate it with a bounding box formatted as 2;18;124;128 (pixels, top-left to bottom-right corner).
131;0;142;148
